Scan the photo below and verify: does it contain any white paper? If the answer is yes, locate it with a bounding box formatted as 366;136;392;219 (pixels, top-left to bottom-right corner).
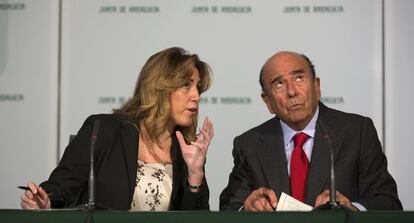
275;192;313;211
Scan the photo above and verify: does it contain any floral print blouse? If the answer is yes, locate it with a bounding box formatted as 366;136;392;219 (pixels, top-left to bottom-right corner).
130;160;173;211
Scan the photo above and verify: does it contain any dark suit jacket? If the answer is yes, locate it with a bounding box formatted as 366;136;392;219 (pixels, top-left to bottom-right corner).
40;114;209;210
220;103;402;210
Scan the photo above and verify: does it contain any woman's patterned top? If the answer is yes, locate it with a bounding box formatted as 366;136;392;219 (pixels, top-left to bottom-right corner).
130;160;173;211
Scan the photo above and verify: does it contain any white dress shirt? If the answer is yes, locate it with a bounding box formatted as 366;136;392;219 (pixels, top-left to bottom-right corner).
279;106;365;211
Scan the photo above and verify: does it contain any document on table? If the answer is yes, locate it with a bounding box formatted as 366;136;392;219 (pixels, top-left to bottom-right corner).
275;192;313;211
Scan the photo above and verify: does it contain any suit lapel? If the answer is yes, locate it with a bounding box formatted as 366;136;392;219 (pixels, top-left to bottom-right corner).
120;122;181;210
257;118;291;197
306;104;342;205
119;121;139;201
169;134;182;210
306;121;330;204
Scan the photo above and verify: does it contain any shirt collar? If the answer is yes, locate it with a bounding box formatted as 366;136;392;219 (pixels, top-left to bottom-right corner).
280;106;319;146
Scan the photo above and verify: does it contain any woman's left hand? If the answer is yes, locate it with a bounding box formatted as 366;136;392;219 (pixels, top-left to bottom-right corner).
176;117;214;185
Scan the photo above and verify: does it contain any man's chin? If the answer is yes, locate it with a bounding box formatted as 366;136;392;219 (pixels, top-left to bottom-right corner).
284;115;309;128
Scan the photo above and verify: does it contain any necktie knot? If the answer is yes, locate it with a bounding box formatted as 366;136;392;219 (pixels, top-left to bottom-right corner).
294;132;309;148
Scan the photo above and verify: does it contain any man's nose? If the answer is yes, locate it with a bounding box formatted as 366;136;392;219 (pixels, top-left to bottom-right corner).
286;81;298;96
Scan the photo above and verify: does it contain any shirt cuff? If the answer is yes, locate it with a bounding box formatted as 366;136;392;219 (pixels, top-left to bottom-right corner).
351;202;366;211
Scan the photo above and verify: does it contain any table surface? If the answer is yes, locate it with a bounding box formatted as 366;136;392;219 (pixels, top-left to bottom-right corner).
1;209;413;223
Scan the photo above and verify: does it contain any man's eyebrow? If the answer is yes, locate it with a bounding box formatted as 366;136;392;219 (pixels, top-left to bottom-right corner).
290;68;305;75
270;75;282;85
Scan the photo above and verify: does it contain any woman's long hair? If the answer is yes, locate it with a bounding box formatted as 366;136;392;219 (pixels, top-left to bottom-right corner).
114;47;212;144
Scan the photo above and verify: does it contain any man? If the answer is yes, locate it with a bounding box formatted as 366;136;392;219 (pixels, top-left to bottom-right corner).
219;51;402;211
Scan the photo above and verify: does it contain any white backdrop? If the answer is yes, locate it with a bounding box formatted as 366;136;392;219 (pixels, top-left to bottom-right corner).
0;0;59;208
59;0;383;210
1;0;413;210
385;0;414;211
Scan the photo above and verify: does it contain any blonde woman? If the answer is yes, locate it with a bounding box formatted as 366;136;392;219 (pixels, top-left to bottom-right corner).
21;47;213;211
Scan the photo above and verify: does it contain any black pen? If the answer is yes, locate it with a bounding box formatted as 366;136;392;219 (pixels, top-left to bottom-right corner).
17;186;52;196
17;186;30;191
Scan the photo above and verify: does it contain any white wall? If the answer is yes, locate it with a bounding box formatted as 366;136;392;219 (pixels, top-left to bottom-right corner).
58;0;383;211
385;0;414;211
0;0;59;209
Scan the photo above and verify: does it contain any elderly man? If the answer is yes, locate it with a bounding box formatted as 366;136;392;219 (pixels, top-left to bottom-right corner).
220;51;402;211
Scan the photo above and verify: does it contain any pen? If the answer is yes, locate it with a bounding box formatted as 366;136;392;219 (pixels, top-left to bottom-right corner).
17;186;30;190
17;186;52;196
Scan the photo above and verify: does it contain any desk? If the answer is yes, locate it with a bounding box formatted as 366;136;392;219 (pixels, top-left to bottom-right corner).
1;210;413;223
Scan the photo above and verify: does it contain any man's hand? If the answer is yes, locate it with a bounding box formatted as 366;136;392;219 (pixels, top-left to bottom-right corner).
244;187;278;211
314;189;357;211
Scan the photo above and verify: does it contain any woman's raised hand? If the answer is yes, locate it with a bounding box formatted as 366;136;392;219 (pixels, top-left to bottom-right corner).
176;117;214;186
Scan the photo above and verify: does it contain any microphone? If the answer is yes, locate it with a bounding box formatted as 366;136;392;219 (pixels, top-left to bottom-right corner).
313;120;350;211
74;119;110;212
87;119;100;210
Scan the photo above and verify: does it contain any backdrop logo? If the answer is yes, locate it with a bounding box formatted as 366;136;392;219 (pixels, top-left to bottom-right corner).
191;5;252;14
0;94;24;102
99;5;160;14
0;5;7;75
200;96;252;104
320;96;344;104
0;2;26;75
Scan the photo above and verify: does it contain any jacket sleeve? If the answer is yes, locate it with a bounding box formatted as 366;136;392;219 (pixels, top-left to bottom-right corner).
40;115;103;208
219;136;254;211
179;176;210;210
357;117;403;210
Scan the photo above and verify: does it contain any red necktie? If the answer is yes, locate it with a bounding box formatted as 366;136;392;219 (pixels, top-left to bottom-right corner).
290;132;309;202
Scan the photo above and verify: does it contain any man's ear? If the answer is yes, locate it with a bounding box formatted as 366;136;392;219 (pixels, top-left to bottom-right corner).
313;77;321;100
261;91;274;114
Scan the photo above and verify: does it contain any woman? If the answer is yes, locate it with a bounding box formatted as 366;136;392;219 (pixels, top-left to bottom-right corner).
20;47;214;211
